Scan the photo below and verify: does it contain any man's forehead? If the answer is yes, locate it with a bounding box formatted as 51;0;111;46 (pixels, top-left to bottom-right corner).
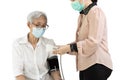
33;17;47;22
32;19;47;26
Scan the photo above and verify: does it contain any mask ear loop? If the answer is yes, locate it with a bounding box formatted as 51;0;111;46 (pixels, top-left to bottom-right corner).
81;0;85;9
82;0;85;5
82;0;85;3
78;0;85;6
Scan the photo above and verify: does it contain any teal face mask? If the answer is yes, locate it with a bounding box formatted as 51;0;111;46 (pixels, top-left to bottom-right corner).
32;27;45;38
71;1;84;12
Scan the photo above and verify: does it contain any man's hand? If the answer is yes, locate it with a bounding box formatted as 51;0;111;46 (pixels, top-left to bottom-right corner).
53;45;71;55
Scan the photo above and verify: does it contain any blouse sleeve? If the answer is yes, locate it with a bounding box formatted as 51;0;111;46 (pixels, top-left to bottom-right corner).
77;8;106;56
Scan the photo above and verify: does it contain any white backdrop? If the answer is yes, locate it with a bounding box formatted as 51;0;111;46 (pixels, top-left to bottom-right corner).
0;0;119;80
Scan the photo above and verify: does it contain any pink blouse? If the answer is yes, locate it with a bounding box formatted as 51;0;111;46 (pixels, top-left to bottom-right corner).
75;6;113;71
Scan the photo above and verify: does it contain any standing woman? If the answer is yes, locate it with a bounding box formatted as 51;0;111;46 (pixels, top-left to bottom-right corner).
53;0;113;80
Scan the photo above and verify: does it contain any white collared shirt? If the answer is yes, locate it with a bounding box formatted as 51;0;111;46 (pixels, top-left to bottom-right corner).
12;35;56;80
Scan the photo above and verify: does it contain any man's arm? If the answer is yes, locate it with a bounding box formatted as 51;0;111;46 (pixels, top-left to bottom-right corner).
16;75;26;80
47;56;62;80
50;71;62;80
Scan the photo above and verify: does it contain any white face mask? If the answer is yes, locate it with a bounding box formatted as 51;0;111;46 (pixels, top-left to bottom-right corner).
32;27;45;38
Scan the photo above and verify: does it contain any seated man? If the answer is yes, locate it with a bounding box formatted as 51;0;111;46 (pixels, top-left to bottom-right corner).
12;11;62;80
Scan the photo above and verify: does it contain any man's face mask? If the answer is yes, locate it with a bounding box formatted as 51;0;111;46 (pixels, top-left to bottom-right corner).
71;0;84;12
32;27;45;38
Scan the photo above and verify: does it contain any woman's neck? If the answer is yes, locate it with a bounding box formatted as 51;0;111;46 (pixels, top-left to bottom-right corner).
84;0;92;9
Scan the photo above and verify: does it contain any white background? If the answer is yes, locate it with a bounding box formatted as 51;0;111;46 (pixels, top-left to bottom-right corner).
0;0;119;80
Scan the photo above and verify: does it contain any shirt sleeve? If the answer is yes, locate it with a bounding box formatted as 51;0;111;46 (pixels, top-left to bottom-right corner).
12;41;24;77
46;39;57;58
77;8;106;56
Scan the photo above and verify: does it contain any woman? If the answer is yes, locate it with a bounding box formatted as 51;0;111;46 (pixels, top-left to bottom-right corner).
53;0;113;80
12;11;62;80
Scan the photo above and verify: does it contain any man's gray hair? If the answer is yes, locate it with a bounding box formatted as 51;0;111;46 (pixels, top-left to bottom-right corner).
27;11;47;23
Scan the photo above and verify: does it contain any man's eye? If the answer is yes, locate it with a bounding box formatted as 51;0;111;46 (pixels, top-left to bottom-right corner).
36;24;39;26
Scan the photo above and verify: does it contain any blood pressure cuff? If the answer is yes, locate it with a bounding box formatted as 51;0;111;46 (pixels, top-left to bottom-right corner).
47;56;59;72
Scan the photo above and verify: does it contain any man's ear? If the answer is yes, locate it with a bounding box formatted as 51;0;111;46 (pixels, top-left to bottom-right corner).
27;22;33;32
27;22;31;28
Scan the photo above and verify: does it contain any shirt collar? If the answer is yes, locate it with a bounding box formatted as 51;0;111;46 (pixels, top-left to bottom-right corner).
80;2;97;15
19;34;44;46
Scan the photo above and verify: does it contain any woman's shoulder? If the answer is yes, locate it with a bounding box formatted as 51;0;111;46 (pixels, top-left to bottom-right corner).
87;5;105;19
91;5;101;11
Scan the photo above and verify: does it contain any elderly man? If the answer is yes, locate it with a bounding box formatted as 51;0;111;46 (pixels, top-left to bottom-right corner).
12;11;62;80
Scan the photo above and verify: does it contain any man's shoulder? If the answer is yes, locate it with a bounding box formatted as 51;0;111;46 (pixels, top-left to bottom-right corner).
42;37;52;41
42;37;55;45
13;36;27;46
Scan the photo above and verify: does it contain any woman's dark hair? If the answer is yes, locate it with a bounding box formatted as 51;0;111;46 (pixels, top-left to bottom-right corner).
91;0;98;2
